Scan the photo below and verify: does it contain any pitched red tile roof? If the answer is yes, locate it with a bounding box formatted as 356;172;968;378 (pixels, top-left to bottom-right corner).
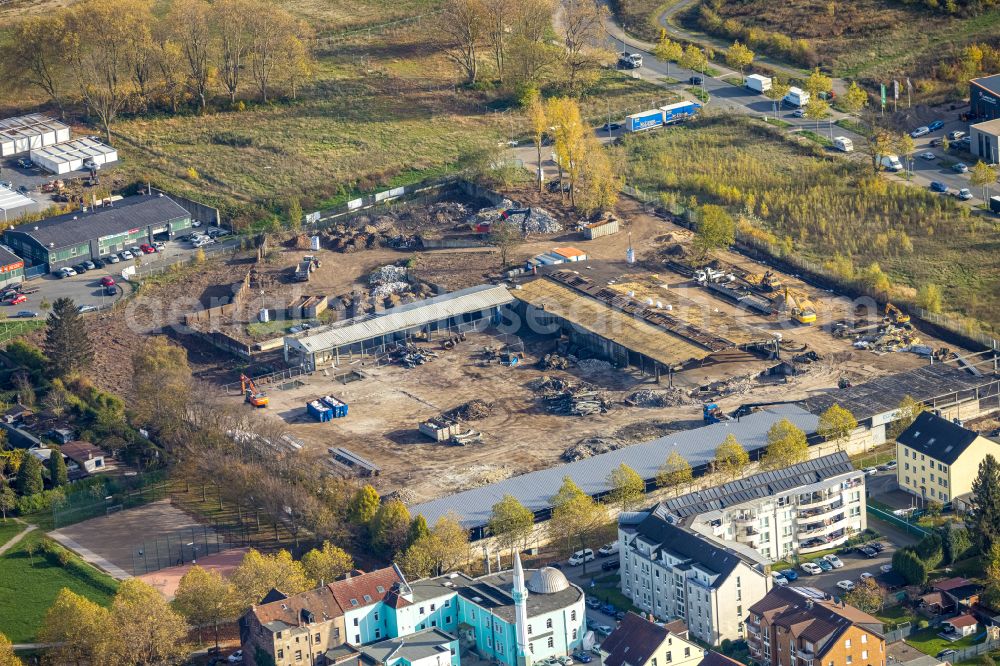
60;440;104;464
945;614;977;629
251;586;344;628
933;577;970;592
602;613;672;666
699;652;743;666
327;566;404;611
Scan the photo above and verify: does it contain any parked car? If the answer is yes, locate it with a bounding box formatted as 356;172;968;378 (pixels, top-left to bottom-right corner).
129;246;143;256
100;276;116;287
119;250;134;260
860;572;874;581
92;258;106;268
919;151;936;160
17;185;29;195
859;546;878;558
824;554;845;568
573;652;593;664
957;188;973;200
836;580;856;592
600;122;622;132
8;295;27;305
863;466;880;475
884;460;897;470
689;76;703;85
910;126;930;138
771;572;788;586
82;260;96;270
557;655;573;666
106;254;120;264
153;241;166;251
801;562;823;575
598;542;619;557
780;568;799;581
948;130;966;140
77;304;98;313
601;559;621;571
568;549;595;566
586;597;601;609
601;602;616;615
928;120;945;131
13;311;38;318
880;564;893;573
952;162;969;173
58;266;77;278
191;220;202;227
937;650;957;660
16;157;33;169
816;558;833;571
869;542;885;552
930;138;943;147
595;625;613;637
72;263;88;273
792;108;806;118
227;650;244;664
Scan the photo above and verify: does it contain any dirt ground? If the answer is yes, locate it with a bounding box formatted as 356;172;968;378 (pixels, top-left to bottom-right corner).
51;499;223;576
139;547;249;600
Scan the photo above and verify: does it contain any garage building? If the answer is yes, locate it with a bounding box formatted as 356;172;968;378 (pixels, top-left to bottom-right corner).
970;74;1000;121
0;114;70;157
0;246;24;289
971;118;1000;164
3;194;191;272
29;137;118;175
0;184;35;224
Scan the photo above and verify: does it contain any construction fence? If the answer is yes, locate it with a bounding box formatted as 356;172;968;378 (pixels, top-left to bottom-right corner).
865;503;930;539
621;183;1000;354
129;524;240;576
52;474;169;529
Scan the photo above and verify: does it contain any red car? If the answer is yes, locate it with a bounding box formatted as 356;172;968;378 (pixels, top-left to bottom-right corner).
9;295;27;305
140;244;156;254
100;276;116;287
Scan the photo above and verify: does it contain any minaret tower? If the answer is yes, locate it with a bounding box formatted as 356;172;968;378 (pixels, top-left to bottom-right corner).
513;553;532;666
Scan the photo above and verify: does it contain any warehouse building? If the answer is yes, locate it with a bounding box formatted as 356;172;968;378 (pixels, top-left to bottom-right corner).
3;194;191;272
0;114;70;157
971;118;1000;164
0;184;35;223
29;137;118;175
284;284;514;369
0;246;24;289
971;75;1000;121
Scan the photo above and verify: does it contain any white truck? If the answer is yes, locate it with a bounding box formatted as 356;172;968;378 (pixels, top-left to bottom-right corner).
880;154;904;172
745;74;772;93
784;86;810;107
834;136;854;152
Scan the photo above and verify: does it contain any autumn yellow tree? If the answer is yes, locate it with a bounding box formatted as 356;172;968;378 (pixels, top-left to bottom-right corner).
761;419;809;470
576;134;621;216
230;548;313;610
714;434;749;480
526;89;548;192
725;40;754;74
546;97;586;206
173;565;241;648
0;631;20;666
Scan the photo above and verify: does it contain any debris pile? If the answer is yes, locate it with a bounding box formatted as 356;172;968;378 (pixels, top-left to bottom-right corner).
576;358;613;374
388;342;439;368
444;399;495;421
467;201;562;234
545;388;613;416
538;353;573;370
625;387;694;407
852;325;922;353
563;437;626;461
695;373;756;399
527;376;580;395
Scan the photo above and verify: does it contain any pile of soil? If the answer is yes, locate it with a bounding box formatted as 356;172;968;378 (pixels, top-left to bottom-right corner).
626;387;694;407
444;399;495;421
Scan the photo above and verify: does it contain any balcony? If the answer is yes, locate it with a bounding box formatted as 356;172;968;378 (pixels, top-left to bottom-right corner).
797;491;842;511
799;529;849;554
798;515;848;539
733;514;757;527
797;501;845;521
734;527;761;546
746;622;761;637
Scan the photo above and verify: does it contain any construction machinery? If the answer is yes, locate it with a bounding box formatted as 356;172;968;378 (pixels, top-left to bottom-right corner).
703;403;731;424
744;270;783;293
884;302;911;325
240;374;269;408
781;287;817;325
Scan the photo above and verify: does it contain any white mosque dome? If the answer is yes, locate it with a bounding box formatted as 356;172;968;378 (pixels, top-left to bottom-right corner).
527;567;570;594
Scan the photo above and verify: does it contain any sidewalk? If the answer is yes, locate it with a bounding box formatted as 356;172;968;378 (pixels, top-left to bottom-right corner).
0;521;35;556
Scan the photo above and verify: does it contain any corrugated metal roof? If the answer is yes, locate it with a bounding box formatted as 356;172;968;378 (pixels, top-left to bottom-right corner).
409;405;819;529
286;284;513;354
0;185;33;213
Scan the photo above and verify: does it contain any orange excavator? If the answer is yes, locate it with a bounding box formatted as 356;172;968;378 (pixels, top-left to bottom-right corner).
241;374;269;408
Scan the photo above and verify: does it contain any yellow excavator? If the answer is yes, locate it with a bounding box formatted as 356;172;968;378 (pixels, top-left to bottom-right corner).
783;287;817;325
884;302;911;325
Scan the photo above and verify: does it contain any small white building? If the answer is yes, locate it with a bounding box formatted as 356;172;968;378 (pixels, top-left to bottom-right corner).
59;441;105;474
0;114;70;157
30;137;118;175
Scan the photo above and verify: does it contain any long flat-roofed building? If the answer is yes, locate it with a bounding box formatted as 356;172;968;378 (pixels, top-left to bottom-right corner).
0;114;70;157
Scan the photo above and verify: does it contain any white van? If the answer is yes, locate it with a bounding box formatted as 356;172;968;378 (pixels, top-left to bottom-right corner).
568;549;595;566
834;136;854;152
880;154;903;172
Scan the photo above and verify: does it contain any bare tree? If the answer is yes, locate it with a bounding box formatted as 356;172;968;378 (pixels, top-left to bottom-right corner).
561;0;608;89
5;15;69;117
168;0;214;112
437;0;486;84
213;0;254;104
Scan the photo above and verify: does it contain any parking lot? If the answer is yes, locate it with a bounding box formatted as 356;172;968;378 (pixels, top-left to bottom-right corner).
0;155;117;218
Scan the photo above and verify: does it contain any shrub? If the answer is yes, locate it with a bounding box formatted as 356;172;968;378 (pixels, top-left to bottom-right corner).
916;532;944;570
942;527;973;564
893;547;928;585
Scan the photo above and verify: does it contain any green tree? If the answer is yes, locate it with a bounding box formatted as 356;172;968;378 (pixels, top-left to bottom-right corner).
983;542;1000;609
969;454;1000;554
761;419;809;470
970;160;998;202
714;434;749;480
892;547;927;585
48;449;68;487
916;284;943;314
301;542;354;585
941;526;972;564
348;484;380;525
407;514;431;548
0;485;15;521
693;204;735;260
888;395;926;440
43;297;93;376
16;454;43;496
371;499;411;556
606;463;645;512
488;494;535;561
842;81;869;113
0;631;21;666
817;404;857;450
843;577;883;613
229;549;312;609
172;565;240;649
725;40;754;74
804;67;832;97
286;197;303;232
656;451;693;495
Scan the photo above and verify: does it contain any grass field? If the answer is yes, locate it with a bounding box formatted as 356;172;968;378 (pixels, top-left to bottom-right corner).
682;0;1000;83
624;116;1000;333
0;531;118;643
907;627;981;657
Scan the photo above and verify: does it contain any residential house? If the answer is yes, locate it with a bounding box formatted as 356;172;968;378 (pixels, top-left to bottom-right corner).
2;404;31;425
896;412;1000;504
242;584;351;666
662;453;867;560
699;653;745;666
59;441;105;474
618;504;771;645
941;615;977;639
601;613;703;666
356;628;458;666
931;578;983;612
746;586;885;666
917;592;954;617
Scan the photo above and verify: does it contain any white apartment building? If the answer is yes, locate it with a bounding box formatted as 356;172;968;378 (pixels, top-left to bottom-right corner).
662;452;867;560
618;505;771;646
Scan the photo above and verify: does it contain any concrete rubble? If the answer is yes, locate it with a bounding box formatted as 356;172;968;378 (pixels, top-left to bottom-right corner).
625;387;694;407
562;436;626;462
443;399;495;421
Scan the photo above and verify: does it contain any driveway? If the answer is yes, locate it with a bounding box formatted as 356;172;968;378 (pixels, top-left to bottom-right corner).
782;542;895;600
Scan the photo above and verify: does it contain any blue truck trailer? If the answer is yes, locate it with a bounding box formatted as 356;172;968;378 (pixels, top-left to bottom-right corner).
660;101;701;124
625;109;665;132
